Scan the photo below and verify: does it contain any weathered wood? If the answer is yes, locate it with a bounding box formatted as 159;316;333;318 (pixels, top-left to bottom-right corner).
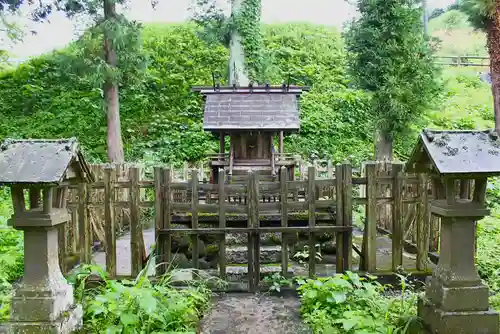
280;166;289;277
104;167;117;278
307;166;316;277
417;173;430;270
163;169;173;272
78;183;91;263
365;162;377;272
191;169;199;270
342;162;353;271
247;171;260;292
158;226;351;233
154;167;164;276
129;167;142;276
335;164;344;273
392;164;404;271
218;169;227;280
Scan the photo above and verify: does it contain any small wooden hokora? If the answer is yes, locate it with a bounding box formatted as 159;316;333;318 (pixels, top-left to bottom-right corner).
192;83;309;184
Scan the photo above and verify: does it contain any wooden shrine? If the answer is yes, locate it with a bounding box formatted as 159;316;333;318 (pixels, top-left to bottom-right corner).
193;84;309;183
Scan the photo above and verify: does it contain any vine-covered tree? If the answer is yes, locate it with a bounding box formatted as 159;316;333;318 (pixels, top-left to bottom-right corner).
191;0;264;85
0;0;151;163
460;0;500;132
345;0;439;160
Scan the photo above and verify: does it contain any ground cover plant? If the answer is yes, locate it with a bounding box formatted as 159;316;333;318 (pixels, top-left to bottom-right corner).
296;272;423;334
68;260;213;333
0;188;22;321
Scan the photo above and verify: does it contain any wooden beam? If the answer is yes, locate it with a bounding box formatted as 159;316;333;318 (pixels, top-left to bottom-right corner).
279;131;284;154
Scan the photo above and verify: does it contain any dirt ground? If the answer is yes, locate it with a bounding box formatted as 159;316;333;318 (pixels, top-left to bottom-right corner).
199;293;311;334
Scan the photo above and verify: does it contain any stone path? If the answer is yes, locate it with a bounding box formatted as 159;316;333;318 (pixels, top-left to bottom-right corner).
199;294;311;334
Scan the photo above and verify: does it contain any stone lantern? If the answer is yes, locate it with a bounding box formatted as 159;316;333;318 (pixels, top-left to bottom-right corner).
0;138;94;333
406;129;500;334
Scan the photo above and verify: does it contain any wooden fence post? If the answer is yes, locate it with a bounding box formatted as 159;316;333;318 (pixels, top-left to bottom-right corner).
392;163;404;271
78;183;91;264
129;166;142;276
247;171;260;292
365;162;377;272
191;169;199;270
218;169;227;280
154;167;165;276
163;168;173;274
417;173;430;270
335;164;344;273
342;162;353;271
104;166;117;278
280;166;289;277
307;166;316;277
327;160;334;179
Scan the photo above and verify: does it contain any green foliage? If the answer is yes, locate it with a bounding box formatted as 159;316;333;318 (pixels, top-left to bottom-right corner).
297;272;423;333
427;67;493;131
345;0;440;141
68;260;212;333
0;23;368;164
0;188;23;321
428;10;487;56
459;0;495;31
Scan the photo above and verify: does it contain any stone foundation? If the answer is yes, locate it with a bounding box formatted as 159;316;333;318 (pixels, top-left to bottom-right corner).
418;297;499;334
1;305;83;334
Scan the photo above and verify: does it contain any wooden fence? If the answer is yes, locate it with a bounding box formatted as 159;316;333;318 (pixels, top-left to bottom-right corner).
57;161;438;290
434;55;490;67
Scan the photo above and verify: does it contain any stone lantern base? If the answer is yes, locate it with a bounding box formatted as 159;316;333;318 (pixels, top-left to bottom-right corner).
1;305;83;334
1;212;84;334
418;297;499;334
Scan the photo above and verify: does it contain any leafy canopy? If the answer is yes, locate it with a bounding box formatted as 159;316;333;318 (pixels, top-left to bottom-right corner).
459;0;495;30
344;0;440;139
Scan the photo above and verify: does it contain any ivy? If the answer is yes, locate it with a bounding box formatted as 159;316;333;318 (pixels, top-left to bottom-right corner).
233;0;264;82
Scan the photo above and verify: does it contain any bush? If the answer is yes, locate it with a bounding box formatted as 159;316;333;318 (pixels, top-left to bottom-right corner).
297;272;423;333
68;259;212;333
0;188;23;321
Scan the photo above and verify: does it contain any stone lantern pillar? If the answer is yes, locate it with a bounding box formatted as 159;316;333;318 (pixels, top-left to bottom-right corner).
6;186;83;333
405;129;500;334
418;177;499;333
0;138;94;334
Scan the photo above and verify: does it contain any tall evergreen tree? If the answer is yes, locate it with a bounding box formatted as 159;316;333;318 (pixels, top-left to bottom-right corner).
345;0;440;160
0;0;153;163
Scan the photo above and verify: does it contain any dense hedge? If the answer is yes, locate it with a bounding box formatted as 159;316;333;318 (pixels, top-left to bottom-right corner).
0;23;373;164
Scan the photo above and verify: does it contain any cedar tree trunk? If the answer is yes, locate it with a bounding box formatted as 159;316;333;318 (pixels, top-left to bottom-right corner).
104;0;124;163
374;130;393;161
487;7;500;133
228;0;249;86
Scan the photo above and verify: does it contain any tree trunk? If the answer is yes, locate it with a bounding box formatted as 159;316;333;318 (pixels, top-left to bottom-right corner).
229;0;249;86
374;130;393;161
487;8;500;133
104;0;124;163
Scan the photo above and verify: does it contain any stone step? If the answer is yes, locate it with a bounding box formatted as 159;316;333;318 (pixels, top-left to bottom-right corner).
226;245;283;264
230;174;276;182
170;265;296;284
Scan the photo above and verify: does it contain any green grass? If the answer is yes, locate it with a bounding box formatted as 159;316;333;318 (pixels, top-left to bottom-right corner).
427;67;493;130
429;10;487;56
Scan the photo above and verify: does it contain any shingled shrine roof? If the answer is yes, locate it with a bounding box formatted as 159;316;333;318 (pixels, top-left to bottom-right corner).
406;129;500;176
0;138;94;185
192;85;309;131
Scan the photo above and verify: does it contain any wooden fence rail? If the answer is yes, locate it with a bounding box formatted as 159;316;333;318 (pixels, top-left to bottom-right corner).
59;161;437;288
